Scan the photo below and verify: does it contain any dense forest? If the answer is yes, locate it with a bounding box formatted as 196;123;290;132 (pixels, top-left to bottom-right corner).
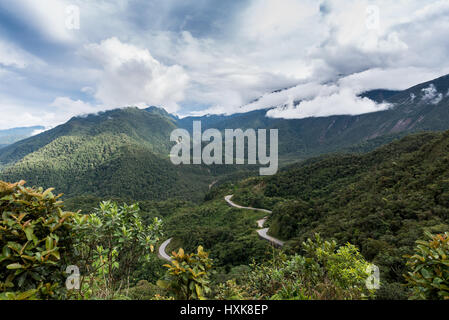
0;179;447;300
3;73;449;203
8;130;442;300
229;131;449;298
1;91;449;300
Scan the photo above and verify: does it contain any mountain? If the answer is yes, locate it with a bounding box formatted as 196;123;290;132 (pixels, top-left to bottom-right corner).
179;74;449;161
228;130;449;298
1;74;449;202
0;108;216;201
0;126;45;148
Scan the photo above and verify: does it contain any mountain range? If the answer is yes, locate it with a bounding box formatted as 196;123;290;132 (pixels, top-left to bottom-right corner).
0;126;45;149
179;73;449;160
0;74;449;202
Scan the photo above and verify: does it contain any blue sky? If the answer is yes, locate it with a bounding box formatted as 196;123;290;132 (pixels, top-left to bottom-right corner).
1;0;449;129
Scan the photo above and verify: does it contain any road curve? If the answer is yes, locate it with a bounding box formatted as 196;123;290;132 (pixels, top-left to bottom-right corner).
158;238;173;262
158;195;284;262
224;195;272;214
225;195;284;247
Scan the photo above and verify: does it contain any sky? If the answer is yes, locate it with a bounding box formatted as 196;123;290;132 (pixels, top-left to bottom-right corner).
1;0;449;129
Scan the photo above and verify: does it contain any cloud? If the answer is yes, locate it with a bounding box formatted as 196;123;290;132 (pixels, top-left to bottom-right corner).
81;37;189;113
0;39;41;68
31;128;49;136
188;67;427;118
0;100;54;130
266;86;391;119
50;96;96;115
0;96;97;130
175;0;449;115
2;0;449;128
338;67;449;92
0;0;77;43
421;84;443;105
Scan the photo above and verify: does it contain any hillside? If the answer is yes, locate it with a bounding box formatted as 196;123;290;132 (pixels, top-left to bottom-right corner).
0;126;45;148
228;130;449;298
0;108;215;201
1;74;449;203
179;74;449;161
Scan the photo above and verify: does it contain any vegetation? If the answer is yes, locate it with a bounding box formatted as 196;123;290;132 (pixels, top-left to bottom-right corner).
227;131;449;298
216;234;374;300
0;108;258;203
0;181;77;300
157;246;213;300
1;180;447;300
405;232;449;300
2;83;449;301
69;201;163;299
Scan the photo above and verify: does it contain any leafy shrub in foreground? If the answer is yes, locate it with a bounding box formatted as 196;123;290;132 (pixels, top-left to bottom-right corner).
70;201;163;299
0;180;76;299
404;232;449;300
158;246;213;300
216;234;375;300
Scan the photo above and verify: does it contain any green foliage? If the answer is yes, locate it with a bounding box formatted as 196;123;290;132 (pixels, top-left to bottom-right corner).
229;131;449;298
163;199;271;269
215;279;250;300
404;232;449;300
158;246;213;300
70;201;163;299
302;234;373;293
0;108;216;203
242;234;373;300
214;235;373;300
125;280;169;300
0;180;77;299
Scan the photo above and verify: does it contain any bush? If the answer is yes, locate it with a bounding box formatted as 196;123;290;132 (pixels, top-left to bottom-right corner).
0;180;77;299
228;234;375;300
126;280;169;300
70;201;163;299
404;232;449;300
157;246;213;300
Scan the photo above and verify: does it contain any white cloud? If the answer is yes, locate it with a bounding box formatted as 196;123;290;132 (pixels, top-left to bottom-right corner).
50;96;97;115
421;84;443;105
266;87;390;119
187;69;409;118
31;128;49;136
0;39;41;68
174;0;449;116
82;37;189;113
0;101;54;130
338;67;449;92
2;0;77;43
3;0;449;127
0;96;97;130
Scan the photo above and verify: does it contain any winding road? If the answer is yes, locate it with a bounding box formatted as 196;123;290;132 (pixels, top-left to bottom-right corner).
158;195;284;262
158;238;173;262
224;195;284;248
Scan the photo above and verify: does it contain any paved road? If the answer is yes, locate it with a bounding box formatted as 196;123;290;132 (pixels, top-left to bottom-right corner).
158;238;173;262
257;228;284;247
225;195;284;247
158;195;284;262
224;195;272;214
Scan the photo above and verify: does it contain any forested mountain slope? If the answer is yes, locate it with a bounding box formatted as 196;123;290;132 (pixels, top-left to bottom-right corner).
179;74;449;159
0;108;214;201
229;130;449;298
1;74;449;203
